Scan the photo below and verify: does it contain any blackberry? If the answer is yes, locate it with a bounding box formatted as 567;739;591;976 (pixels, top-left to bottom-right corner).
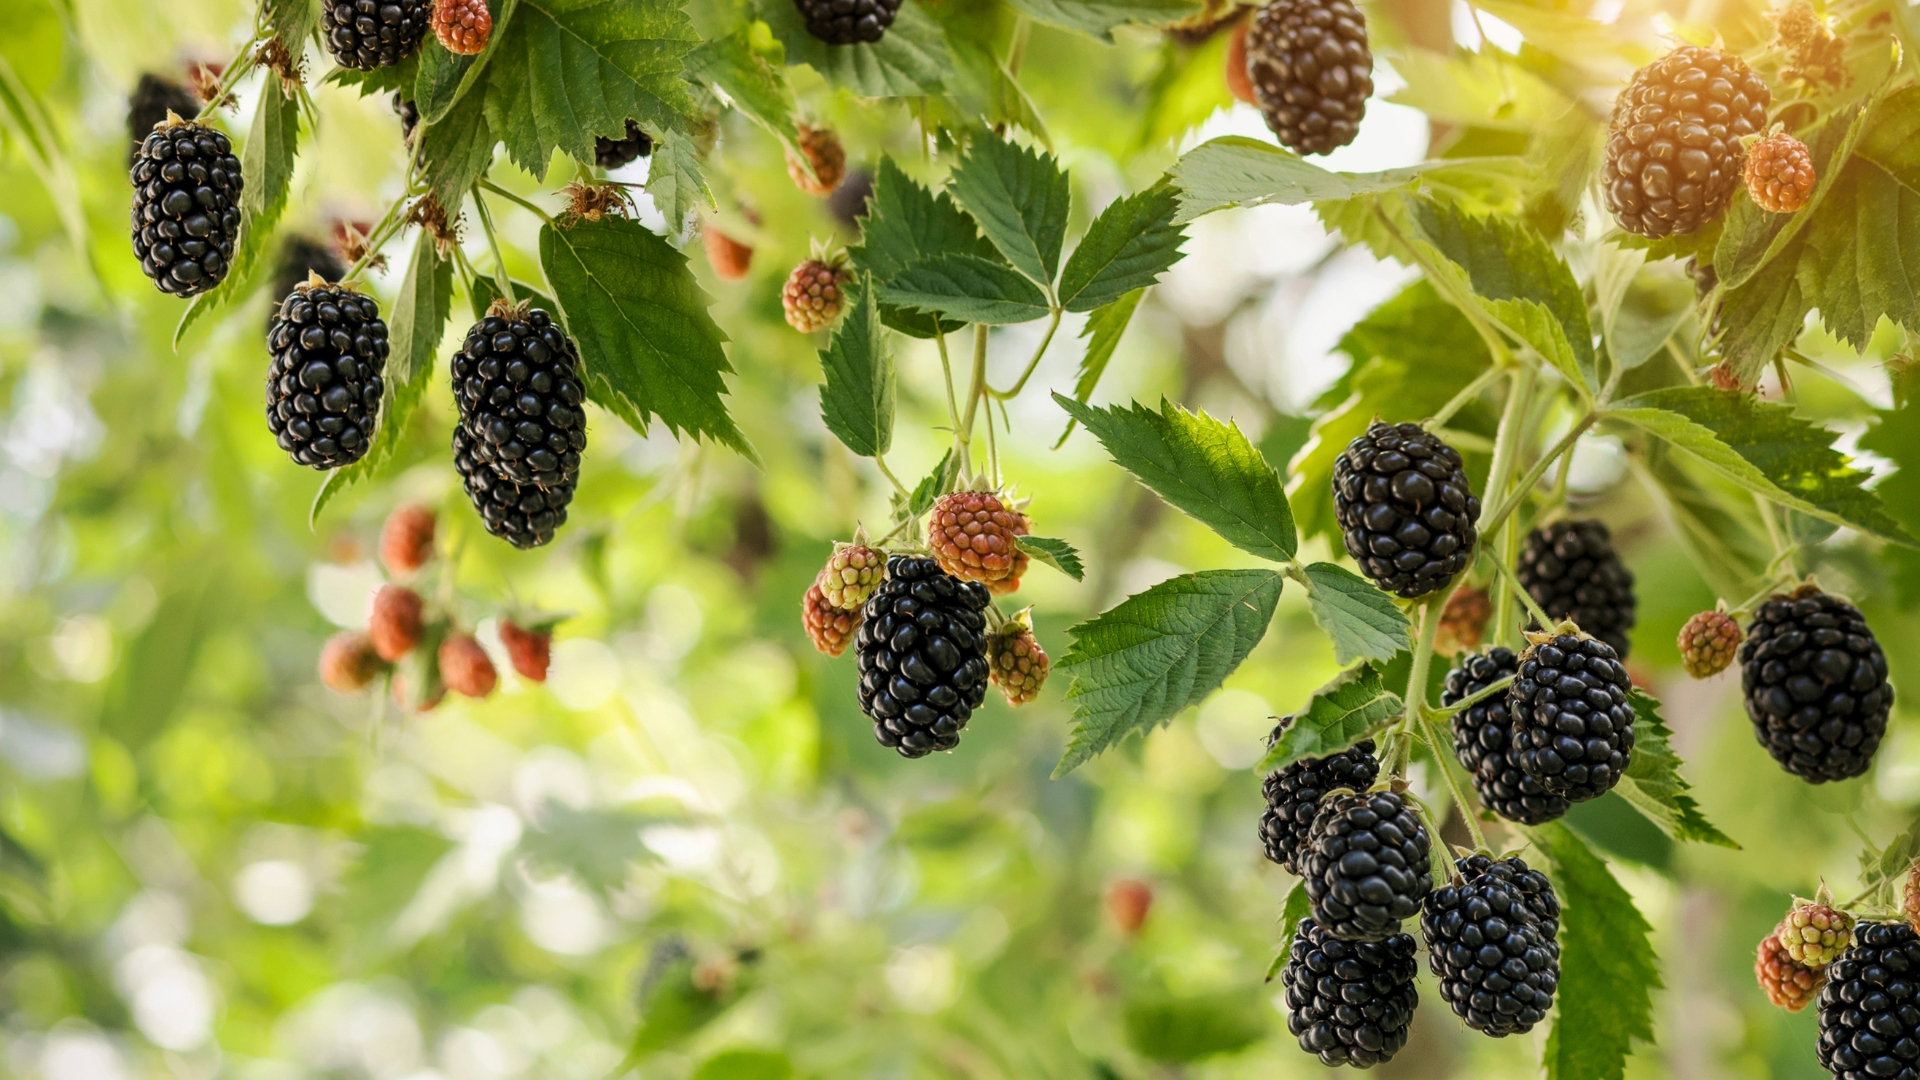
1258;730;1379;875
1739;584;1893;783
1816;922;1920;1080
323;0;432;70
1244;0;1373;156
1420;854;1561;1037
450;304;588;549
1509;632;1635;803
271;235;348;313
595;120;654;170
1745;130;1816;213
265;277;389;469
1302;790;1432;942
854;555;992;758
1444;648;1568;826
792;0;903;45
1517;519;1637;658
1280;917;1418;1068
127;74;199;164
1332;422;1480;599
1602;46;1771;239
130;116;243;298
392;94;420;143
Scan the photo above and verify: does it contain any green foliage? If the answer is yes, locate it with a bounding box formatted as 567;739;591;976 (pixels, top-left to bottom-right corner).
1615;692;1737;849
693;1050;793;1080
1054;570;1284;776
1297;563;1410;666
1266;882;1311;981
1255;664;1401;772
1057;185;1185;313
948;130;1071;286
1123;987;1270;1063
816;277;895;458
1168;136;1526;222
1528;822;1659;1080
1003;0;1198;42
755;0;952;96
1016;535;1084;580
1055;288;1145;442
177;79;303;345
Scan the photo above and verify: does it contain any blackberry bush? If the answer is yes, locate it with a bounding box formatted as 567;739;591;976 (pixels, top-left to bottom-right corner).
854;555;992;758
1280;917;1418;1067
1301;790;1432;941
323;0;432;70
1509;631;1636;803
450;303;588;548
1602;45;1771;238
265;277;389;469
1445;648;1568;826
1817;922;1920;1080
1333;422;1479;599
1517;519;1637;658
1421;855;1561;1037
1258;732;1379;874
1740;585;1892;783
130;116;243;297
1244;0;1373;156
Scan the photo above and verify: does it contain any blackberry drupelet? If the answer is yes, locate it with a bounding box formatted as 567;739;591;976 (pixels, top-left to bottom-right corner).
1739;584;1893;783
323;0;432;70
1280;917;1418;1067
595;120;654;170
1816;922;1920;1080
265;277;389;469
1258;730;1379;875
271;235;347;314
792;0;903;45
1602;45;1772;239
1517;519;1638;658
1444;648;1568;826
1510;632;1636;803
1302;790;1432;942
127;74;199;164
1333;422;1480;599
130;116;243;298
450;304;588;549
1420;854;1561;1037
854;555;992;758
1244;0;1373;156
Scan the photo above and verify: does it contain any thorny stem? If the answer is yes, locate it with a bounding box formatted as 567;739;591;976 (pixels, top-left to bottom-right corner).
480;178;555;224
471;185;516;311
989;308;1063;399
1478;410;1597;541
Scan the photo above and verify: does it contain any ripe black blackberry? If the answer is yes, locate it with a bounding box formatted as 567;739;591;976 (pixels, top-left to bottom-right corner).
1244;0;1373;156
1509;631;1635;803
1259;730;1379;875
1302;790;1431;942
1816;922;1920;1080
266;276;389;469
1517;519;1637;658
793;0;903;45
271;235;348;314
1333;422;1479;599
130;116;243;298
323;0;431;70
595;120;654;170
126;74;199;164
1602;46;1772;239
1280;917;1418;1067
450;304;588;549
854;556;992;758
392;94;420;143
1444;648;1568;826
1420;854;1561;1037
1739;584;1893;783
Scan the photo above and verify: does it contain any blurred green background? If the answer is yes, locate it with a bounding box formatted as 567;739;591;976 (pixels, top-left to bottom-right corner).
2;0;1917;1075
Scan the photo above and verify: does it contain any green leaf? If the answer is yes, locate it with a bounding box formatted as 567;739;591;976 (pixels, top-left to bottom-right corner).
1387;46;1572;131
1528;821;1659;1080
1405;196;1593;392
1857;816;1920;906
0;54;92;287
1168;135;1531;223
540;216;752;458
312;230;455;526
413;11;492;127
905;449;958;516
685;24;799;149
1001;0;1198;41
1607;387;1916;546
1122;988;1269;1063
852;157;996;281
1267;881;1311;981
1057;184;1186;313
1797;86;1920;348
947;128;1071;284
265;0;321;52
1595;251;1692;371
339;825;455;960
878;254;1052;325
756;0;952;97
1615;691;1737;848
1054;395;1296;562
1016;536;1084;580
621;944;757;1060
1053;570;1284;777
1255;664;1402;772
1300;563;1410;667
1054;289;1144;447
816;276;894;458
645;128;715;230
1713;99;1870;294
418;80;497;206
517;802;663;893
693;1051;793;1080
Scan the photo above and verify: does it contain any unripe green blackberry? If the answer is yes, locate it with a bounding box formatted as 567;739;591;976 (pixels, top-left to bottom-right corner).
1280;917;1418;1067
1258;731;1379;875
1780;900;1854;968
130;116;243;297
1602;46;1771;238
986;616;1049;707
323;0;432;70
1332;422;1479;599
1679;609;1742;679
1517;519;1637;658
1302;790;1432;942
1420;854;1561;1037
1244;0;1373;156
1740;584;1892;783
1509;631;1635;803
265;277;389;469
818;543;887;610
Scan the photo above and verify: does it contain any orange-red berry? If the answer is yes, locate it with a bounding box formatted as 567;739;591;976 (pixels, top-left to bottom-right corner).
379;504;436;577
704;227;753;280
432;0;492;54
785;125;847;197
927;491;1030;587
439;633;498;698
498;619;551;682
1226;20;1256;104
1678;609;1743;679
1756;931;1825;1011
782;258;850;333
1744;131;1816;213
988;623;1049;706
319;631;386;693
1107;880;1153;935
368;584;425;661
802;583;859;656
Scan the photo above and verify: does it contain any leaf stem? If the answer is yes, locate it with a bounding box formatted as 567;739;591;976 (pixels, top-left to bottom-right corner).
480;178;555;224
342;192;413;283
1427;365;1504;429
873;454;911;499
1486;555;1555;631
958;324;989;479
470;184;516;310
1417;704;1488;855
1429;674;1513;720
1482;366;1534;647
935;330;963;441
988;306;1062;399
1395;592;1445;778
1478;409;1596;541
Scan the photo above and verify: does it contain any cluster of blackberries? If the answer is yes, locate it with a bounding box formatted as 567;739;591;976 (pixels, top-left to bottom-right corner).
1509;632;1637;803
1259;730;1378;875
792;0;903;45
1602;45;1771;239
853;555;992;757
1518;520;1637;658
1444;647;1568;826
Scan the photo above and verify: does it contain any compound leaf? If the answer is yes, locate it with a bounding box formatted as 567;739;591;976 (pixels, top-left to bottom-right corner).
1057;184;1186;313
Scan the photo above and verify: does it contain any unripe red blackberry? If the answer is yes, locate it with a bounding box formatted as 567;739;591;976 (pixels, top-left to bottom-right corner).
1679;609;1742;678
1281;918;1418;1067
1258;731;1379;875
1756;931;1824;1012
595;120;653;170
782;257;851;332
1107;879;1153;934
1435;585;1491;656
927;491;1029;588
319;631;387;693
1602;46;1771;238
854;555;992;757
130;116;243;297
369;584;425;661
1225;19;1256;104
1745;131;1815;213
1509;631;1636;803
380;504;437;577
439;633;498;698
265;277;390;469
1244;0;1373;156
704;227;753;280
818;543;887;610
1909;861;1920;939
786;125;847;197
1517;519;1637;658
802;583;859;657
431;0;491;54
1332;422;1479;599
498;619;551;681
792;0;902;44
1421;855;1561;1037
986;617;1049;706
1739;584;1892;783
1780;900;1854;968
323;0;432;70
1302;790;1432;942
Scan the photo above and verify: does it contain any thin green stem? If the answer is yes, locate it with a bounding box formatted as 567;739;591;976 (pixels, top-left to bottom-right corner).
1006;15;1033;77
342;192;413;283
1755;492;1791;561
1372;205;1515;368
479;178;555;224
873;454;911;498
1427;365;1504;429
1395;594;1446;771
989;307;1062;399
1488;556;1555;631
984;391;1001;486
470;185;516;308
1481;366;1535;648
204;29;270;116
1478;411;1596;541
935;330;963;440
1417;705;1489;854
1429;674;1514;720
958;325;989;479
